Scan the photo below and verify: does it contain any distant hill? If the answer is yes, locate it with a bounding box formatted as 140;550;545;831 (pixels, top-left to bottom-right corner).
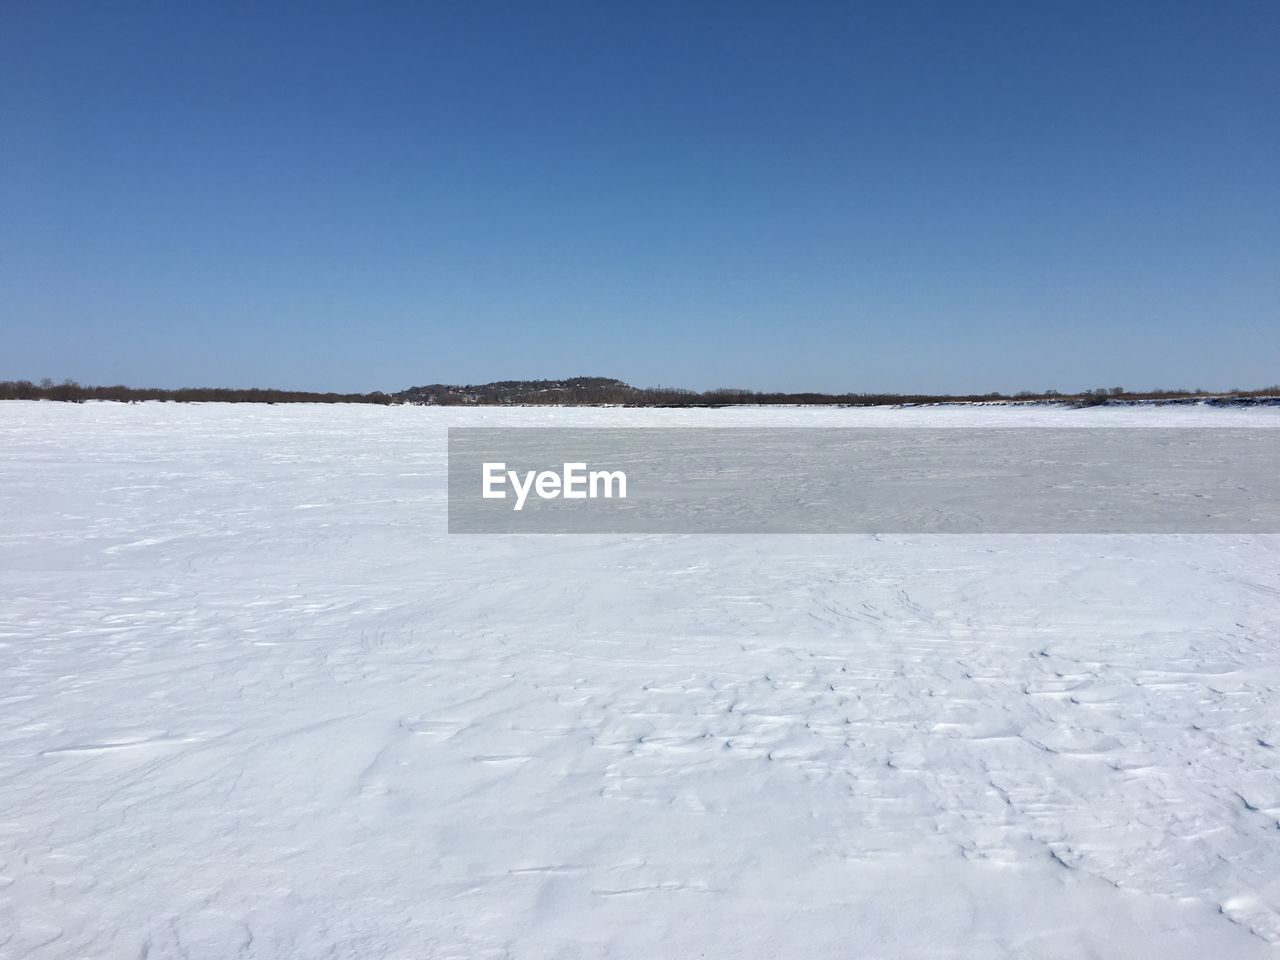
395;377;674;405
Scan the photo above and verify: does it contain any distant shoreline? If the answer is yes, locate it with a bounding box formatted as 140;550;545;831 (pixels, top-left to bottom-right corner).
2;378;1278;409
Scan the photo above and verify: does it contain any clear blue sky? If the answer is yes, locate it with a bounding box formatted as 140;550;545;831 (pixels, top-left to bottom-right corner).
2;1;1276;394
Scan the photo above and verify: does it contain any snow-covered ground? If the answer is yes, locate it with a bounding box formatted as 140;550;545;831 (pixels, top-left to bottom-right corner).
2;401;1279;959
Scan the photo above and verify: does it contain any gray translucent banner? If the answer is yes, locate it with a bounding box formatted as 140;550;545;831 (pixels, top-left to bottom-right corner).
447;428;1280;534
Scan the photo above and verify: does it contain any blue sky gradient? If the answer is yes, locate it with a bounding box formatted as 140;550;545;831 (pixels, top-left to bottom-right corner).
2;1;1276;393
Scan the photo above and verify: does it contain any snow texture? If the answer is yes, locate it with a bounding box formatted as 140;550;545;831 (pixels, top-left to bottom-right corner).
2;401;1279;959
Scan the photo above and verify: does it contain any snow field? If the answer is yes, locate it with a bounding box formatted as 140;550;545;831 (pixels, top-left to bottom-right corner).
1;401;1278;958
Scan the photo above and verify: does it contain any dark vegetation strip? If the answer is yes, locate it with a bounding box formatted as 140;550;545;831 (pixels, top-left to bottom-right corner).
3;377;1277;407
0;380;393;404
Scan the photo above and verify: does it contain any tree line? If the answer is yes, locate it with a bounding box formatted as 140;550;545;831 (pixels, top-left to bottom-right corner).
394;377;1280;407
0;379;394;404
4;376;1277;406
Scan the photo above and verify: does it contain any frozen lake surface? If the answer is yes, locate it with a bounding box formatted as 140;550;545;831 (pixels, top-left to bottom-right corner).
2;401;1279;958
